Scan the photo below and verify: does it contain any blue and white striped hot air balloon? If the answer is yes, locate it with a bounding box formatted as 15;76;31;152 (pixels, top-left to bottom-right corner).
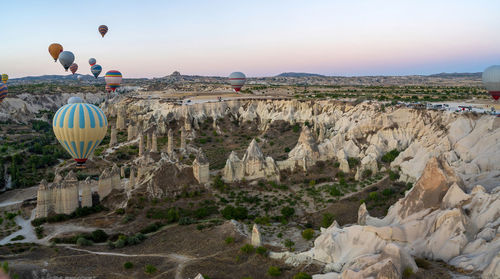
52;97;108;167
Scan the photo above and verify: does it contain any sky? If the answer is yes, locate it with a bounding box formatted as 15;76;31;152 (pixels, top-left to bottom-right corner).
1;0;500;78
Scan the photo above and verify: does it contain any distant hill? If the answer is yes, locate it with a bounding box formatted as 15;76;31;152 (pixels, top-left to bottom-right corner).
276;72;325;77
427;72;482;78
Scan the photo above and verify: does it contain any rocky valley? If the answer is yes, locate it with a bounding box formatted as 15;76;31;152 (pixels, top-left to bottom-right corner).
0;87;498;279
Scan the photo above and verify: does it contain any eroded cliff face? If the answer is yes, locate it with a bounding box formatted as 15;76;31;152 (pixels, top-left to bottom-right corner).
111;98;500;190
0;92;106;123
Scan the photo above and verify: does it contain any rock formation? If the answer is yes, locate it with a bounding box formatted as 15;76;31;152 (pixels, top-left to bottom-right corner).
167;128;174;155
109;127;117;147
282;157;500;278
180;127;186;150
81;178;93;208
223;139;280;182
193;149;209;184
146;133;151;150
98;164;122;200
116;108;125;130
286;126;320;171
36;171;81;218
151;132;158;152
128;168;135;190
251;224;262;247
139;133;144;156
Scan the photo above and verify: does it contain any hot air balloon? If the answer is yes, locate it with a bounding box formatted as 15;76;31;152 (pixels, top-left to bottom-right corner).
1;74;8;84
105;70;122;92
98;25;108;38
89;58;96;66
91;65;102;79
52;97;108;168
229;72;246;92
48;43;63;62
482;66;500;101
59;51;75;71
0;84;7;104
70;63;78;75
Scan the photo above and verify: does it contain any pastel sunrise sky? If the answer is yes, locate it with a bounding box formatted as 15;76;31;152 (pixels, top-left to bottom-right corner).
1;0;500;78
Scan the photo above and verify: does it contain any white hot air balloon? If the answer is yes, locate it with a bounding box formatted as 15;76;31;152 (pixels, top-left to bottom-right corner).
59;51;75;71
229;72;246;92
482;65;500;101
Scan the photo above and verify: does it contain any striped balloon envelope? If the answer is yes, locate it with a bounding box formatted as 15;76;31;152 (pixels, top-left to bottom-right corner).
91;64;102;79
52;97;108;167
229;72;246;92
105;70;122;92
98;25;108;37
1;74;8;84
0;83;7;104
70;63;78;75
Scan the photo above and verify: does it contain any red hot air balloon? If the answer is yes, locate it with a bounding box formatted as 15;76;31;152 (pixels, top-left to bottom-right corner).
69;63;78;75
98;25;108;38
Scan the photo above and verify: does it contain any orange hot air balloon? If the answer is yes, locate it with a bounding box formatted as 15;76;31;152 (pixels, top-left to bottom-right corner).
98;25;108;38
48;43;63;62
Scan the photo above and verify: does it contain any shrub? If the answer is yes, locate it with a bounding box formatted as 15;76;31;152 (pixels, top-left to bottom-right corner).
124;262;133;269
114;238;126;248
140;222;164;234
389;170;400;181
381;149;400;163
11;235;25;241
254;216;270;225
382;188;395;196
267;266;281;276
321;213;335;228
302;228;315;240
329;185;342;197
333;161;340;168
284;239;295;251
294;272;312;279
76;237;93;246
91;229;109;243
368;191;379;201
240;244;254;254
281;206;295;218
225;237;234;244
402;267;414;278
179;217;195;225
221;205;248;220
144;264;157;274
362;169;373;179
284;147;291;152
35;226;44;239
256;246;267;256
347;157;359;168
115;208;125;215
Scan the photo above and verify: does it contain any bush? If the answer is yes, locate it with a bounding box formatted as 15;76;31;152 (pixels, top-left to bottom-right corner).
11;235;25;241
284;239;295;251
144;264;157;274
124;262;133;269
321;213;335;228
381;149;400;163
280;206;295;218
35;226;44;239
256;246;267;256
284;147;291;153
179;217;195;225
91;229;109;243
389;170;400;181
382;188;395;196
347;157;359;168
362;169;373;179
140;222;164;234
267;266;281;276
294;272;312;279
402;267;414;278
114;238;126;248
76;237;93;246
221;205;248;220
302;228;315;240
225;237;234;244
368;191;379;201
240;244;254;254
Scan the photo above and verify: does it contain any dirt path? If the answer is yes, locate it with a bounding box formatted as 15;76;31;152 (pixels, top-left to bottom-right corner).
65;246;195;279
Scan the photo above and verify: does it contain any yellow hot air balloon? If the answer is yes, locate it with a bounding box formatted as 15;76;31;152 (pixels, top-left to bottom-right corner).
48;43;63;62
52;97;108;168
1;74;8;84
